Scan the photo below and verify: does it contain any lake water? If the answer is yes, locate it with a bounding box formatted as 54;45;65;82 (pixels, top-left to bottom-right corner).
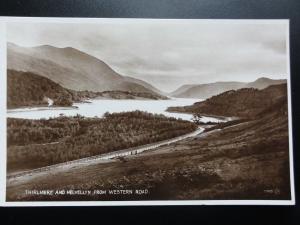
7;98;224;123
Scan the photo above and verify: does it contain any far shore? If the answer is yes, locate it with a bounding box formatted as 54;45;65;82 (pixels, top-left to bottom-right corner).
7;105;79;113
7;96;173;112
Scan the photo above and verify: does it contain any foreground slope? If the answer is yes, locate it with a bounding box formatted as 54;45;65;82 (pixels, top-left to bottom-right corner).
7;98;290;201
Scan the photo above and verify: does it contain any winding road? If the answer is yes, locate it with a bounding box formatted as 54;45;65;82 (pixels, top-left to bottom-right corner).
7;127;205;184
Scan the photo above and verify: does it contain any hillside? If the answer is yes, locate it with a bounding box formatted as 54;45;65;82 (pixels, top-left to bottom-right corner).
7;43;164;95
7;70;167;109
170;78;286;99
7;70;74;108
167;84;287;118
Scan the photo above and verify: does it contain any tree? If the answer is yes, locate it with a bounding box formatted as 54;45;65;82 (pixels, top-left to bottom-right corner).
192;112;203;125
54;96;73;107
103;111;110;118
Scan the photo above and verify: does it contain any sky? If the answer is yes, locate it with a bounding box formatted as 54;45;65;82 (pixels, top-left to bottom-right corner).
7;19;288;92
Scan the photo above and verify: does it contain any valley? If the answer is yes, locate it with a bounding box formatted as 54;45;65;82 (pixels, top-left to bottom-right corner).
6;41;291;202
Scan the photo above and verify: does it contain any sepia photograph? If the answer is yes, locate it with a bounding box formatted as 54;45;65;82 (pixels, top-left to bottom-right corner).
0;18;294;205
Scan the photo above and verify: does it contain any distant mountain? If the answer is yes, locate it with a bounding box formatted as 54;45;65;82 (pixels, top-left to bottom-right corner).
169;84;197;97
244;77;287;89
7;43;164;95
170;82;245;99
7;70;167;109
124;76;166;95
167;83;287;118
170;78;286;99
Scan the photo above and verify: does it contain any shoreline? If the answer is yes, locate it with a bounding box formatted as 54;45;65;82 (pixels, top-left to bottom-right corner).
166;109;236;121
7;105;79;113
6;97;235;127
6;100;232;124
6;98;174;112
6;98;201;120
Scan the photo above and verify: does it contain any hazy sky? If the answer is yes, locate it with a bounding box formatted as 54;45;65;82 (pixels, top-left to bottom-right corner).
7;20;288;92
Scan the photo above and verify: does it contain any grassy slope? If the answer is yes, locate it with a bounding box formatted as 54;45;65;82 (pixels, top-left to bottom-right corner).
7;97;290;201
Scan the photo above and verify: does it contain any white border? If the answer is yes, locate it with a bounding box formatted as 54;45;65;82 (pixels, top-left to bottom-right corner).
0;17;295;206
0;21;7;206
286;21;295;205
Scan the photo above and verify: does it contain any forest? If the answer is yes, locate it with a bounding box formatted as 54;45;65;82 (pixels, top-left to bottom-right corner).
7;111;197;172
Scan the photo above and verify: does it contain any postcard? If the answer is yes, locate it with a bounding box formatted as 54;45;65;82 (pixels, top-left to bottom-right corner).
0;17;295;206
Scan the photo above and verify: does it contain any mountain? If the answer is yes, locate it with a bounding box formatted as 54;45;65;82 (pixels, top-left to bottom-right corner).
167;83;287;118
170;78;286;99
170;82;245;99
124;76;166;95
7;70;167;109
169;84;197;97
244;77;287;89
7;43;164;95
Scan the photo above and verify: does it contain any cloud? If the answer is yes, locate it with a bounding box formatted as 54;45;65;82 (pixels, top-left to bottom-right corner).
7;20;288;92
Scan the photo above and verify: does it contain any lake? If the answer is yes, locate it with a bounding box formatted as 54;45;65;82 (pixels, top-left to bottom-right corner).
7;98;224;123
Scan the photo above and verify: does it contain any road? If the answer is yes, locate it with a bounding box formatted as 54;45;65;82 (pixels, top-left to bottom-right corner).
7;127;205;184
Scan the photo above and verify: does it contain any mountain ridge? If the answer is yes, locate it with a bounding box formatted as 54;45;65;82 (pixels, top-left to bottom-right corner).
170;78;286;99
7;43;164;95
